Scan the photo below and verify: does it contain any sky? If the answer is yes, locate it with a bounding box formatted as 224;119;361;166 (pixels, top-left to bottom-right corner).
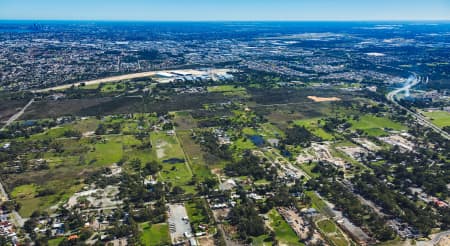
0;0;449;21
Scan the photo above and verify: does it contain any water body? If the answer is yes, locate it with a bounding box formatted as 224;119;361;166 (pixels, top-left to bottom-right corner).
163;158;185;164
250;135;264;147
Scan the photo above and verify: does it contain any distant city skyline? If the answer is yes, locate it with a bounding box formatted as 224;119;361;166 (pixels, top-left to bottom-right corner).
0;0;449;21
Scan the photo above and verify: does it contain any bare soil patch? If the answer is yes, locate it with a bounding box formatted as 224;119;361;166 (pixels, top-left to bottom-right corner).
307;96;341;102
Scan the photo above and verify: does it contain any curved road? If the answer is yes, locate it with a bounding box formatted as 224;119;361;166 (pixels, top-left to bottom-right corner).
416;230;450;246
386;74;450;140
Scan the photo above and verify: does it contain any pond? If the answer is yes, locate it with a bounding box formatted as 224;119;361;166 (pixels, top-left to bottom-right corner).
249;135;264;147
163;158;185;164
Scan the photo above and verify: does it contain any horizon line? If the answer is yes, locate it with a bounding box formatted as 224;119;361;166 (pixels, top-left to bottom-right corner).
1;19;450;22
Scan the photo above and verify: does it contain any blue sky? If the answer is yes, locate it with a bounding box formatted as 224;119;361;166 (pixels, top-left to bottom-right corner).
0;0;449;21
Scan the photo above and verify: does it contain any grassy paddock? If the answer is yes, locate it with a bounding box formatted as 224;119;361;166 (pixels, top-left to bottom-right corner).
268;209;303;246
349;115;406;136
140;222;170;245
293;118;334;140
423;110;450;128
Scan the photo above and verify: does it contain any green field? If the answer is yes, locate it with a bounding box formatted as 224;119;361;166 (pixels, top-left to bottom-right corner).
423;110;450;128
100;82;127;93
316;219;350;246
48;237;65;246
176;130;215;181
260;123;285;139
252;235;272;246
305;191;328;216
317;219;337;234
268;209;303;246
350;115;406;136
15;183;84;217
232;137;257;152
4;116;160;217
298;162;320;178
11;184;38;199
294;118;334;140
151;132;194;193
207;85;245;93
140;222;170;246
151;132;185;160
86;136;124;166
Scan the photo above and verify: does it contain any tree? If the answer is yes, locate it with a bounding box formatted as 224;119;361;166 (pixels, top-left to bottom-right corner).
95;124;106;135
229;200;265;239
143;161;161;176
172;186;185;195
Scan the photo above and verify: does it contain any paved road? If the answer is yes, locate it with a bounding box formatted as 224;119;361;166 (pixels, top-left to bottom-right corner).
416;230;450;246
387;75;450;140
1;98;34;131
0;179;26;227
0;99;34;226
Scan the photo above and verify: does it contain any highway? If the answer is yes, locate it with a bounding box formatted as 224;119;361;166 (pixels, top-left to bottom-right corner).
386;74;450;140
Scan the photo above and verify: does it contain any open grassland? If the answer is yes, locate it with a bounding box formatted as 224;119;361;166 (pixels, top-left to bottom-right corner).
208;85;250;98
259;102;332;130
100;82;127;93
298;162;320;179
232;137;257;152
207;85;246;93
349;115;406;136
294;118;334;140
252;235;272;246
317;219;337;234
316;219;350;246
12;180;84;217
268;209;303;246
3;116;159;216
151;132;185;160
48;237;65;246
86;136;124;166
0;99;28;122
11;184;38;199
177;130;214;181
423;110;450;128
305;191;328;216
28;117;102;141
173;111;197;130
151;131;194;193
140;222;170;245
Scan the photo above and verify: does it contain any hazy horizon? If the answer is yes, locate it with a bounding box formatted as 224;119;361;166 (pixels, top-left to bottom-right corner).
1;0;449;21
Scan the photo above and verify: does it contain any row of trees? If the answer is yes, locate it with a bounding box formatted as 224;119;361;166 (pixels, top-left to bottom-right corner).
352;173;437;236
308;177;396;241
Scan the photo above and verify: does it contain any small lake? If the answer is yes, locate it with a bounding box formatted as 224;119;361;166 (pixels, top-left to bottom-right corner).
163;158;185;164
249;135;264;147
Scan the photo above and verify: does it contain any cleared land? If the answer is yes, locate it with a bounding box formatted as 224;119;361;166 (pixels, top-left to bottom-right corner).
307;96;341;102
